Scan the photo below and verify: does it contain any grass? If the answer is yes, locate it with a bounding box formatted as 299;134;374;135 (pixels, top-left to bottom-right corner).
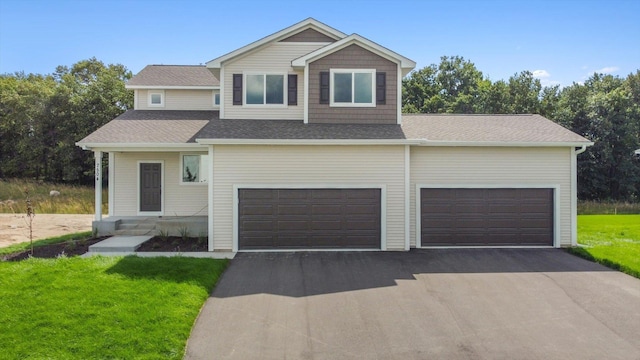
0;178;106;214
569;215;640;278
0;256;228;359
0;231;93;256
578;200;640;215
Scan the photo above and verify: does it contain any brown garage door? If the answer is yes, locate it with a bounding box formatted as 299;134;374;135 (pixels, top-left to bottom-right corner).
239;189;381;250
421;188;553;246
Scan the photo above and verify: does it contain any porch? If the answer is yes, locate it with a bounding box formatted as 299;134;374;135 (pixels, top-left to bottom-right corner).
93;216;208;237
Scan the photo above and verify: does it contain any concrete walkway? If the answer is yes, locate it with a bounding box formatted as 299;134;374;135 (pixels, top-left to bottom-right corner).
185;249;640;360
85;236;235;259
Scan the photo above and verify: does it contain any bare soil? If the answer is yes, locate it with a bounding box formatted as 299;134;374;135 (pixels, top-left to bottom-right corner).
0;214;94;248
2;237;108;261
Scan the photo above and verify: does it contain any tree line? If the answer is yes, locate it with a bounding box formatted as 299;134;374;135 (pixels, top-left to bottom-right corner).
1;57;638;201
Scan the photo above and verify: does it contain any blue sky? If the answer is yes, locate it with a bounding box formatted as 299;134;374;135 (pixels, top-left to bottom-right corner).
1;0;638;87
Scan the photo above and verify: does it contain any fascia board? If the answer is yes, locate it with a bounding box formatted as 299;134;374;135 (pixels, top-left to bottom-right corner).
76;143;206;151
206;18;347;68
125;85;219;90
291;34;416;70
196;139;420;146
417;140;595;147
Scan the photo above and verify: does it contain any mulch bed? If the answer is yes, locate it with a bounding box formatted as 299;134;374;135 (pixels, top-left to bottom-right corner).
136;236;207;252
2;237;109;262
2;235;208;262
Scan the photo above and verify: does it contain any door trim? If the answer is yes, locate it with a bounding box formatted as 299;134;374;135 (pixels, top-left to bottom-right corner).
137;160;164;216
415;184;560;248
232;184;387;253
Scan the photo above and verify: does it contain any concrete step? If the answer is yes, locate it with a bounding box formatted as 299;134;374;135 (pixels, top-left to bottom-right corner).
114;229;157;236
89;236;152;253
117;223;156;230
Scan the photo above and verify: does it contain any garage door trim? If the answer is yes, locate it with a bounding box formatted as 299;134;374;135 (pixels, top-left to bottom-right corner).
233;184;387;252
416;184;560;248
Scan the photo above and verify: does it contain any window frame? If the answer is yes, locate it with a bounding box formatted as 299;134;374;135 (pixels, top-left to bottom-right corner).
148;90;165;107
242;72;287;107
213;92;220;107
329;69;376;107
179;153;209;185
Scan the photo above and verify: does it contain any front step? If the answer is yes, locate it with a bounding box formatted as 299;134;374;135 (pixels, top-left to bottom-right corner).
114;229;156;236
89;236;152;253
114;218;158;236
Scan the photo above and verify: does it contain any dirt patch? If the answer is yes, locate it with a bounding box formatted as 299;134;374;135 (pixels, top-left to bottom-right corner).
137;236;207;252
0;214;94;248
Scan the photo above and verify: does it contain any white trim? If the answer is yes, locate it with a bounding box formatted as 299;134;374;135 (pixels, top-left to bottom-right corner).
134;90;138;110
126;85;219;90
404;145;410;250
329;69;376;107
571;147;578;246
207;145;214;252
206;18;346;68
242;72;287;107
635;149;640;155
415;184;561;249
196;139;421;146
179;152;209;185
147;90;164;107
232;184;387;252
77;143;207;152
397;63;402;124
291;34;416;72
303;63;309;124
220;67;225;118
136;160;164;216
108;152;115;217
416;140;595;147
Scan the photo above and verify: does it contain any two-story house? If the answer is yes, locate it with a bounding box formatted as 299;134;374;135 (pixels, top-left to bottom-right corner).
78;18;592;252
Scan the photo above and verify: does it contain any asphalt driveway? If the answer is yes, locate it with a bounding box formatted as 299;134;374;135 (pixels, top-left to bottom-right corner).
185;249;640;359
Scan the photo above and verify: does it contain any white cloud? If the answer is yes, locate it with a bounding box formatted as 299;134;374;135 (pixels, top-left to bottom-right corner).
532;69;551;78
596;66;619;74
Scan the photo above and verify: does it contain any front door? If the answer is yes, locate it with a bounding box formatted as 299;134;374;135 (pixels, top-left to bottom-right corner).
140;162;162;213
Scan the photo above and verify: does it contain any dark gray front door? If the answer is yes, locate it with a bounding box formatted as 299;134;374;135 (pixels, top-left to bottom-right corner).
239;188;381;250
140;163;161;212
421;188;554;246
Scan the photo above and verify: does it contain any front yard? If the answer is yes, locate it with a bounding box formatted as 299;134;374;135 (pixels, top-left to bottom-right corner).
0;256;227;359
570;214;640;278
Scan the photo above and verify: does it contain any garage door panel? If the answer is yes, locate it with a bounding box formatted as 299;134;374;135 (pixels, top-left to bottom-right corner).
239;188;380;250
421;188;553;246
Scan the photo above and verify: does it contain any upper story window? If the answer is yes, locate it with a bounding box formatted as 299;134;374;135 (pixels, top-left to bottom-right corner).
330;69;375;107
148;90;165;107
213;92;220;106
244;73;285;106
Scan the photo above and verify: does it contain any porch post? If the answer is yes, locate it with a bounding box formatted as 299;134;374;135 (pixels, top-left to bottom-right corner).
94;150;103;221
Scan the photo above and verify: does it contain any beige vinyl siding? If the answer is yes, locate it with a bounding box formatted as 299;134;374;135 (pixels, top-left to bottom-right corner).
409;147;573;247
223;42;327;120
212;145;406;251
137;89;215;110
112;152;208;216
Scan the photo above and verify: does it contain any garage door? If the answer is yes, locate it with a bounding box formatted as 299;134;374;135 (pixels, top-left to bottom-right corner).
420;188;553;246
239;188;381;250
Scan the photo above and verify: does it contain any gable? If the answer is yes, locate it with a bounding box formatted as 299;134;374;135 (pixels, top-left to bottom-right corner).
280;28;337;43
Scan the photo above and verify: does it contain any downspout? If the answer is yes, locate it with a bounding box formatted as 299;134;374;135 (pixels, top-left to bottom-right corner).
571;144;588;246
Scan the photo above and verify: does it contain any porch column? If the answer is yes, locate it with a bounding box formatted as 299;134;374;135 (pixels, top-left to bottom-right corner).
94;150;103;221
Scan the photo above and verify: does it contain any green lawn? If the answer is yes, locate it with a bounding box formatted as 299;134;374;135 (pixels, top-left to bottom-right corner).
570;214;640;278
0;231;93;256
0;256;228;359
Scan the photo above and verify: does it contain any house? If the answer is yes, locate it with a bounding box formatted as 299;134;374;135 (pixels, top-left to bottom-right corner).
77;18;593;252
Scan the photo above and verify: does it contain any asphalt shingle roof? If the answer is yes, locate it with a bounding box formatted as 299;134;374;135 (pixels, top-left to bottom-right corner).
78;111;591;145
127;65;219;87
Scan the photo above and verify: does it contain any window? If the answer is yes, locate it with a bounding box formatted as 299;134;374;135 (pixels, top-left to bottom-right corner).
213;92;220;106
148;90;164;107
329;69;375;107
181;154;209;184
244;73;285;105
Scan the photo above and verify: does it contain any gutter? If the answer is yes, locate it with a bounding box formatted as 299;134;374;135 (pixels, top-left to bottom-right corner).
574;144;588;155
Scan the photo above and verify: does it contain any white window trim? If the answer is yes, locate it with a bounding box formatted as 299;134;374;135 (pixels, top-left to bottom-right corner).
329;68;376;107
148;90;165;107
179;153;209;185
213;92;220;108
242;72;287;108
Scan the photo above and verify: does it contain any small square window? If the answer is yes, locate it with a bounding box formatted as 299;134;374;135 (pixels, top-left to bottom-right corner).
213;93;220;106
148;91;164;107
